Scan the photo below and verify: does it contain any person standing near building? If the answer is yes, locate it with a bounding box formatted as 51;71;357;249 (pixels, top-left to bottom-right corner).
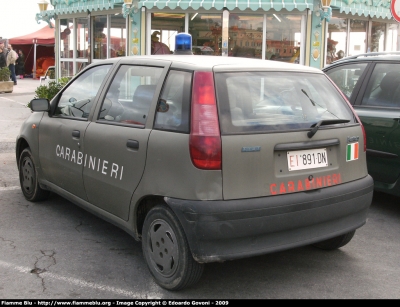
0;46;6;69
16;49;25;79
151;31;170;55
6;44;18;85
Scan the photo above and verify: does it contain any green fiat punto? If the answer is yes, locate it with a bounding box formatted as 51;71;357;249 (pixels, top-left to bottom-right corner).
16;34;373;291
323;52;400;198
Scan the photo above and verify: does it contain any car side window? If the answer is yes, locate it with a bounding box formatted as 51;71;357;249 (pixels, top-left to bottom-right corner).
54;65;111;118
98;65;163;126
154;70;192;133
361;63;400;108
324;63;367;100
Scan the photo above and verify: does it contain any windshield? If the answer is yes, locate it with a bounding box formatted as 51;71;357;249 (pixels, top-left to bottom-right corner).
215;71;355;134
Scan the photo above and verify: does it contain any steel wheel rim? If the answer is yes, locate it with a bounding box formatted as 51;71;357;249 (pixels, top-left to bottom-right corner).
21;156;35;195
147;218;179;277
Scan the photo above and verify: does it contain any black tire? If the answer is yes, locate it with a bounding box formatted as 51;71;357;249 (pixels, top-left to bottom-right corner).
312;230;356;250
142;205;204;290
19;148;49;202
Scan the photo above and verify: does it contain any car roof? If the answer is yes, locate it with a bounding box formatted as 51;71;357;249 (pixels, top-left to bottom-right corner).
325;51;400;68
96;54;322;74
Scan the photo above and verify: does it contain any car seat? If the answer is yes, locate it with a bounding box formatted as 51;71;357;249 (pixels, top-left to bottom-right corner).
119;84;157;125
374;71;400;107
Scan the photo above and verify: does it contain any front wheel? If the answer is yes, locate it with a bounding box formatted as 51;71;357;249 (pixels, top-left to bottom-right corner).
312;230;356;250
142;205;204;291
19;148;49;202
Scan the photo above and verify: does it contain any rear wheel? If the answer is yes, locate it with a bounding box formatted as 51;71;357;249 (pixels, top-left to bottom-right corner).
142;205;204;290
19;148;49;202
312;230;356;250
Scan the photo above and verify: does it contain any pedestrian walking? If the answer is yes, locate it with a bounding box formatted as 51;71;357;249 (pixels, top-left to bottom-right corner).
15;50;25;79
6;44;18;85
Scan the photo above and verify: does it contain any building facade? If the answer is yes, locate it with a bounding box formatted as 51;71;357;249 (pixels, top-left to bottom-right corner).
37;0;399;79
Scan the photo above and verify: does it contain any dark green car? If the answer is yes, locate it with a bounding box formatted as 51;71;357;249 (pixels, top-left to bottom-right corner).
323;52;400;198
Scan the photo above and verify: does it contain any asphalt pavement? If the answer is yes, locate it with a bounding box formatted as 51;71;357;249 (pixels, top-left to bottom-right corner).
0;77;42;107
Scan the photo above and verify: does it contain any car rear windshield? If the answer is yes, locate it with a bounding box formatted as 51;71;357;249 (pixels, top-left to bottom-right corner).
215;71;355;134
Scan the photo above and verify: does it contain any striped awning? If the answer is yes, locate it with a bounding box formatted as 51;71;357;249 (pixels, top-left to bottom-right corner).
44;0;119;16
331;0;393;19
139;0;313;11
43;0;395;19
42;0;313;16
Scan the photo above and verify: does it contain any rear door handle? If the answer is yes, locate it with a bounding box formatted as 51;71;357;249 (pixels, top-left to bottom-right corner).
72;130;80;138
127;140;139;150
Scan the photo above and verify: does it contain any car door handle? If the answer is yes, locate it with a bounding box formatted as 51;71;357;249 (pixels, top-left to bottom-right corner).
127;140;139;150
72;130;80;138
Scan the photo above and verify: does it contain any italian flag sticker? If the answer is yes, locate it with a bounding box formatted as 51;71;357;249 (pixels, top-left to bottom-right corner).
346;142;359;161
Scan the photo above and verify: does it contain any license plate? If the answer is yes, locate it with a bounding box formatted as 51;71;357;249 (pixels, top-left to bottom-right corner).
287;148;328;171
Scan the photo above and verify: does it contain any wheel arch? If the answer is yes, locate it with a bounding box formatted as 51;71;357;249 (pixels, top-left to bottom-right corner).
16;137;30;170
134;195;168;239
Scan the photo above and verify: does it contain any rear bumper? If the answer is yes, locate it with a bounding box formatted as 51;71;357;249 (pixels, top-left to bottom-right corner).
165;175;374;263
373;177;400;198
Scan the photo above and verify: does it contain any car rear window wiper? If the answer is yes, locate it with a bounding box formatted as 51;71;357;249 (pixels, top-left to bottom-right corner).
308;119;350;138
301;88;342;120
301;89;316;106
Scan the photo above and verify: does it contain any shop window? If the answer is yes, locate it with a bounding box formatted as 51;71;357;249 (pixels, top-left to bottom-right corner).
60;18;74;59
58;17;89;78
265;14;301;63
387;24;399;51
93;16;108;60
349;19;367;56
76;17;89;59
92;14;126;59
110;14;127;57
370;21;385;53
60;60;73;78
327;17;347;64
229;14;263;58
59;19;74;78
151;12;185;54
189;13;222;56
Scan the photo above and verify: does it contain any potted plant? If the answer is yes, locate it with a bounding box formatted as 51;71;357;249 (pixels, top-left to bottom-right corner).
0;67;13;93
27;77;71;109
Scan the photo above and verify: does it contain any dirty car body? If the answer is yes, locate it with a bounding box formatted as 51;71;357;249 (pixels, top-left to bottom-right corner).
16;54;373;290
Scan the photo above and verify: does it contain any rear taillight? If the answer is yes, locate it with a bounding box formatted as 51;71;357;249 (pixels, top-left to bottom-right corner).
361;122;367;152
189;71;222;170
348;106;367;152
346;103;367;152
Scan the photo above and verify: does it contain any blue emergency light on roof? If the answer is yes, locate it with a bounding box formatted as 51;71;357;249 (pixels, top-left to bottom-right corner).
174;33;193;55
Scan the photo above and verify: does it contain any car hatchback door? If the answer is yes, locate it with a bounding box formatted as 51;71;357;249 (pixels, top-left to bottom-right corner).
215;70;366;200
82;62;169;220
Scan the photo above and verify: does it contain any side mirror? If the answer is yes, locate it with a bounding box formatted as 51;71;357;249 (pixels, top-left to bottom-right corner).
30;98;50;112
